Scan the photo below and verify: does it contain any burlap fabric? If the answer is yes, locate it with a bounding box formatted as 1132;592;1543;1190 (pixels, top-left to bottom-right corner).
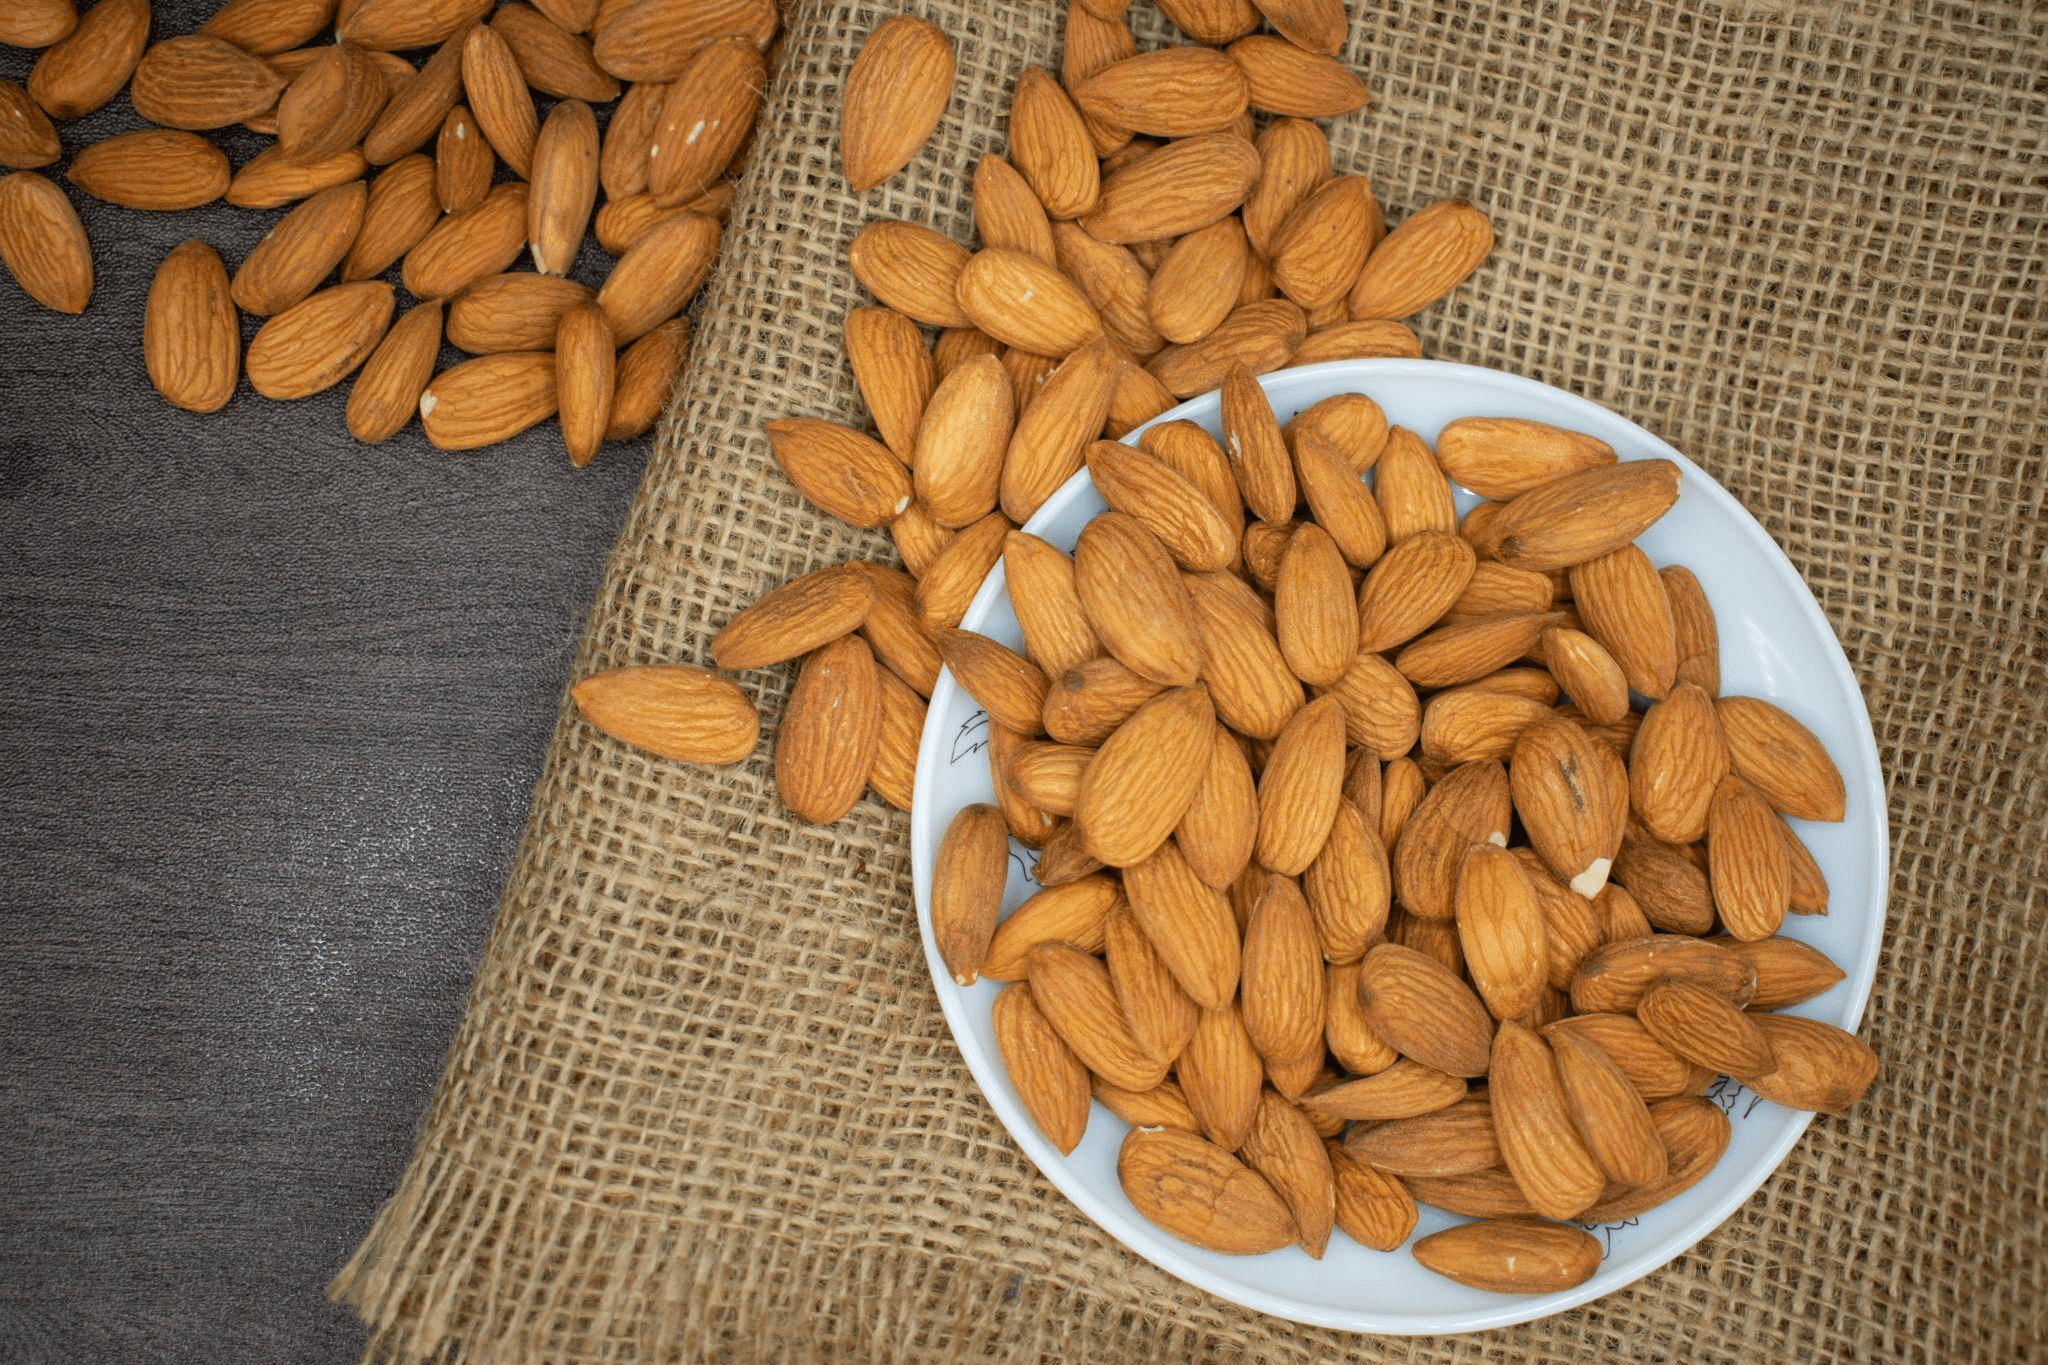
333;1;2047;1358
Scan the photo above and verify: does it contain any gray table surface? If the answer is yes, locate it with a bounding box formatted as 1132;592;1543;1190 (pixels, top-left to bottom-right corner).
1;17;646;1359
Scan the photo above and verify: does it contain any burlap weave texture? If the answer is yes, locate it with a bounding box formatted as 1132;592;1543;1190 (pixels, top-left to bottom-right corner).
334;1;2047;1359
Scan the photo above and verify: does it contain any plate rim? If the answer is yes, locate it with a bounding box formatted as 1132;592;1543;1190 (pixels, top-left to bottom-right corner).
908;356;1888;1334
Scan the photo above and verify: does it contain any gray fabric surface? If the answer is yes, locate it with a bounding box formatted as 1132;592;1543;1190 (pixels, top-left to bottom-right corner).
0;15;646;1359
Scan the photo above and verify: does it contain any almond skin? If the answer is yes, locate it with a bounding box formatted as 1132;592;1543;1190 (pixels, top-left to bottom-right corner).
346;299;443;444
1348;198;1493;320
1074;685;1215;868
1326;1143;1419;1251
568;663;759;765
1715;934;1846;1009
435;105;492;213
247;280;396;400
1546;1012;1713;1100
840;16;955;190
1706;773;1792;942
1488;1020;1608;1220
1661;564;1722;695
1117;1126;1296;1255
419;351;559;449
143;239;238;414
1220;362;1299;524
0;171;91;314
1292;426;1387;570
1344;1095;1501;1177
1637;979;1779;1080
587;0;774;82
0;0;79;49
342;154;440;281
130;35;287;130
1375;425;1459;544
931;803;1009;987
1358;942;1495;1079
1579;1096;1731;1221
1746;1014;1879;1113
776;635;883;824
916;511;1011;633
1085;441;1238;574
848;219;973;328
1092;1075;1201;1134
1715;695;1848;823
605;316;689;442
555;303;615;467
1026;943;1168;1092
232;181;368;318
1053;221;1160;356
1412;1218;1601;1294
1629;682;1731;845
972;154;1056;265
994;982;1091;1155
1226;34;1369;118
867;667;925;812
1254;695;1347;876
69;130;231;211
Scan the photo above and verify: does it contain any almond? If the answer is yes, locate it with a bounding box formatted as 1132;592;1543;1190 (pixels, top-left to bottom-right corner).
1179;1001;1265;1149
710;564;874;672
1146;215;1250;345
1300;1057;1466;1121
532;0;596;34
1577;1096;1730;1220
1422;688;1552;766
587;0;774;82
1374;425;1459;543
597;78;665;198
1270;176;1375;310
1052;220;1160;356
930;803;1008;987
229;181;367;318
1454;844;1550;1021
69;130;229;211
1746;1014;1879;1113
0;0;79;49
1321;961;1393;1075
568;662;758;765
130;35;286;130
362;27;467;163
141;239;237;414
844;307;933;463
1358;941;1494;1078
1292;390;1392;472
1714;696;1847;823
1390;757;1510;920
648;36;759;206
760;416;913;529
1303;800;1389;963
1080;132;1261;244
1706;773;1791;942
1008;66;1098;219
1239;1090;1336;1257
1042;656;1162;747
0;171;90;314
993;983;1090;1155
1715;934;1845;1010
1281;430;1382;574
941;630;1050;740
1074;685;1215;866
972;154;1055;265
521;98;601;275
981;874;1117;981
26;0;148;120
1117;1126;1295;1255
916;511;1011;633
1289;318;1422;367
1250;0;1348;53
403;182;532;301
245;280;394;399
339;155;437;281
1241;117;1331;255
1628;682;1730;845
1546;1012;1711;1100
1121;839;1240;1008
346;298;443;443
419;351;558;449
1487;1020;1607;1219
1000;338;1118;522
775;635;882;824
1240;878;1325;1096
1254;694;1346;875
1469;458;1683;571
444;272;593;353
1075;45;1250;137
1326;1143;1418;1251
1154;0;1259;43
1571;544;1678;698
1395;611;1562;690
912;354;1012;527
1549;1025;1667;1188
1175;726;1258;889
1343;1095;1500;1176
1091;1075;1200;1134
1638;978;1777;1079
342;0;494;52
1141;421;1243;534
1348;197;1493;319
1033;819;1104;887
838;16;953;191
228;144;368;210
1356;530;1478;652
1435;417;1615;499
1073;512;1206;687
1509;850;1605;991
1026;943;1168;1092
1147;297;1306;397
594;205;719;345
1412;1218;1600;1295
604;315;688;442
1591;881;1655;944
1659;564;1721;695
1401;1167;1537;1219
1105;897;1200;1067
1220;362;1298;523
1511;715;1627;897
1085;441;1239;573
1541;626;1629;725
848;219;972;328
954;248;1102;358
1002;532;1102;681
1060;2;1137;156
1614;832;1717;934
1226;34;1368;118
554;303;614;467
1568;932;1754;1015
433;105;492;213
0;80;61;170
278;40;388;160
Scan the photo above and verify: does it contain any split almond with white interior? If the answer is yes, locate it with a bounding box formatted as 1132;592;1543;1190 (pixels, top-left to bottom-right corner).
568;663;758;766
840;16;954;191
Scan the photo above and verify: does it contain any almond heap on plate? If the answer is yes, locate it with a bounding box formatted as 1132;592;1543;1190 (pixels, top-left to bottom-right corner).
0;0;796;462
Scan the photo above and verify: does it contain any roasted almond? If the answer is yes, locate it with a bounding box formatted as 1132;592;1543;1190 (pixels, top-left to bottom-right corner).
845;307;934;463
1344;1095;1500;1177
1091;1075;1200;1134
525;97;601;275
231;180;368;318
1487;1020;1607;1219
1085;440;1239;573
913;354;1012;527
1104;897;1199;1067
1629;682;1731;845
568;663;758;765
0;0;79;50
0;79;61;170
1374;425;1459;544
1303;799;1389;963
916;511;1011;633
1511;715;1627;898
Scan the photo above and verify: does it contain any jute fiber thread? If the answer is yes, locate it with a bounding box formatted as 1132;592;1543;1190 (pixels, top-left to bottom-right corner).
333;1;2048;1359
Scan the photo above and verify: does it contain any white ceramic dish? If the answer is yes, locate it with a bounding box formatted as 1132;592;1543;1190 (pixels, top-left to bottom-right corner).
908;358;1886;1334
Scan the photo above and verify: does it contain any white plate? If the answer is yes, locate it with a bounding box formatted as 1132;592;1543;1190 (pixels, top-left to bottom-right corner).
908;358;1886;1334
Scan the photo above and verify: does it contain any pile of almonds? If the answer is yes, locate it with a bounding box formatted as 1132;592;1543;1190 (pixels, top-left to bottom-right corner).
0;0;775;461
